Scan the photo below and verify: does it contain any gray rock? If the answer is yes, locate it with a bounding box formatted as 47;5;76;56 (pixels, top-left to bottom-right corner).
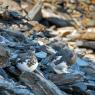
35;51;47;59
86;90;95;95
20;72;67;95
73;82;87;91
0;79;34;95
0;45;10;68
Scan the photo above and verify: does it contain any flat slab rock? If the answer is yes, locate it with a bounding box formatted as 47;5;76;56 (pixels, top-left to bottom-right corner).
20;72;67;95
48;73;84;85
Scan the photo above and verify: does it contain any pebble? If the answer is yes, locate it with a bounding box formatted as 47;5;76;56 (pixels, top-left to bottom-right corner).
35;51;47;59
76;57;89;67
0;45;10;68
86;90;95;95
0;35;10;44
73;82;87;91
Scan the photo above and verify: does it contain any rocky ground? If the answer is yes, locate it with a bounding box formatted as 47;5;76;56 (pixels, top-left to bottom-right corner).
0;0;95;95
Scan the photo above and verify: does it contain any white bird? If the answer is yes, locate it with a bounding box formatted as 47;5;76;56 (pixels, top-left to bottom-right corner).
51;61;70;74
16;52;38;72
50;56;70;74
49;47;77;74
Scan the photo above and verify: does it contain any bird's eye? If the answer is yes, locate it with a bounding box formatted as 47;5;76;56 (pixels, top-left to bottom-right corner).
69;53;73;58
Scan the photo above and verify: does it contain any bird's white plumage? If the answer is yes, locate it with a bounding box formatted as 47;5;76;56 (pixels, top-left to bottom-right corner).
50;61;70;74
17;59;38;72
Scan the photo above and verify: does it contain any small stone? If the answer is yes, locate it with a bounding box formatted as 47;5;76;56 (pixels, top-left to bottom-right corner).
73;82;87;91
86;90;95;95
0;68;8;78
76;57;89;67
0;35;10;44
10;11;21;19
0;45;10;68
35;51;47;59
5;66;21;77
